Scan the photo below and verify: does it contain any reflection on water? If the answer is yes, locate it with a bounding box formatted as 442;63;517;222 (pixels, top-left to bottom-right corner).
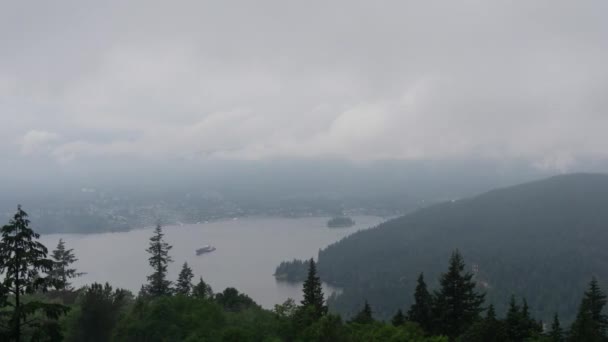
40;216;384;308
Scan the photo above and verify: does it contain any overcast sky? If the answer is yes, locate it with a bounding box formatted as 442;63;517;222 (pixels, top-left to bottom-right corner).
2;0;607;173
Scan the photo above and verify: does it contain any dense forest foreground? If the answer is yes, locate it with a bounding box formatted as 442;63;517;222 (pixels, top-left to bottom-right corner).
0;205;606;341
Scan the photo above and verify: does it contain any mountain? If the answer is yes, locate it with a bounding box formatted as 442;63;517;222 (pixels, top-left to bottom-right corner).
279;173;608;322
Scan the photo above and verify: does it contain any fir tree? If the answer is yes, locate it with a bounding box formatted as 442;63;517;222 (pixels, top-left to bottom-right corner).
145;224;173;297
461;304;508;342
569;279;608;342
407;272;434;332
192;277;214;299
49;238;84;291
68;282;132;342
350;300;373;324
433;250;485;340
175;262;194;296
300;258;327;320
569;297;603;342
0;206;68;341
549;313;563;342
137;285;149;299
391;309;405;326
585;277;608;334
506;295;528;342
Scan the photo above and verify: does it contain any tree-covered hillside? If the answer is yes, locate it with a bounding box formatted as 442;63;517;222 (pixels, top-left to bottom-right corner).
278;173;608;322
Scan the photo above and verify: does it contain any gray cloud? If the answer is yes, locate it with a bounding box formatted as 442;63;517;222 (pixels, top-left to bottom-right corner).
1;0;608;171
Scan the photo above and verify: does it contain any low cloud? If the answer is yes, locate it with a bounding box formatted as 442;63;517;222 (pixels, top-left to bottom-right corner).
1;1;608;171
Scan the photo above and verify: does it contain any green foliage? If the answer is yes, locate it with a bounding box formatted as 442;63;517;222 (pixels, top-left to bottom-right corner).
64;282;132;342
549;313;564;342
215;287;259;312
300;258;327;321
502;295;543;341
391;309;405;326
0;206;69;341
460;304;507;342
568;278;608;342
350;300;374;324
49;239;83;291
274;259;309;282
175;262;194;296
192;277;214;300
113;295;225;341
346;321;448;342
273;299;298;340
144;224;173;297
299;313;348;342
433;250;485;339
584;277;608;334
408;273;434;332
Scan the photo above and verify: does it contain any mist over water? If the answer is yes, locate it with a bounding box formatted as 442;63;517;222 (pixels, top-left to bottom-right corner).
40;215;384;308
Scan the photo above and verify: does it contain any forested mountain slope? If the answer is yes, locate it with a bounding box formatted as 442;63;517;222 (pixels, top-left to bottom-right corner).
305;173;608;322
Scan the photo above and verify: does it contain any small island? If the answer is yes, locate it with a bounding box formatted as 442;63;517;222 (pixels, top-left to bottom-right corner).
326;216;355;228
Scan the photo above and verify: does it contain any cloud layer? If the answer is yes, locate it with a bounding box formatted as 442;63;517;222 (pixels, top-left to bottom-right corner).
2;1;608;170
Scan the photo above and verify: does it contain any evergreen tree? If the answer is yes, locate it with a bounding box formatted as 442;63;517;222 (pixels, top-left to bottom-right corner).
137;285;149;299
461;304;508;342
175;262;194;296
506;295;530;342
350;300;373;324
585;277;608;334
391;309;405;326
407;272;434;332
433;250;485;340
49;238;84;291
66;282;132;342
192;277;214;299
300;258;327;320
569;279;607;342
145;224;173;297
548;313;563;342
569;297;603;342
0;206;68;341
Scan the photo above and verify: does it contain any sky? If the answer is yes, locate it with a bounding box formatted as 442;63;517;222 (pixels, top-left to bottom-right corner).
2;0;608;175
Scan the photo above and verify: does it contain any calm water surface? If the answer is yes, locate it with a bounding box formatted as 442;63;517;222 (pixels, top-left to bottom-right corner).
40;216;384;308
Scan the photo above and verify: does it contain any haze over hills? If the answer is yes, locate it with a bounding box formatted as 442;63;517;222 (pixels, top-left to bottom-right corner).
0;159;548;234
277;173;608;322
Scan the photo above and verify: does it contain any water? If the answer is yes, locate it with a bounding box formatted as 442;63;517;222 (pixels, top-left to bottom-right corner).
40;216;384;308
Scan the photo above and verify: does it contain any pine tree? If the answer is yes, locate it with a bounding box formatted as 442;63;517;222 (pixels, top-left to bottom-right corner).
192;277;214;299
49;238;84;291
407;272;434;332
391;309;405;326
433;250;485;340
145;224;173;297
175;262;194;296
350;300;374;324
300;258;327;320
0;206;68;341
548;313;563;342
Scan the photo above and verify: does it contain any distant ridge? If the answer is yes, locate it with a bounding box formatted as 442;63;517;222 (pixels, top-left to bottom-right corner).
293;173;608;322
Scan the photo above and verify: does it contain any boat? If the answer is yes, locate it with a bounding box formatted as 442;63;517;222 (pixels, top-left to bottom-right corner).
196;245;216;255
